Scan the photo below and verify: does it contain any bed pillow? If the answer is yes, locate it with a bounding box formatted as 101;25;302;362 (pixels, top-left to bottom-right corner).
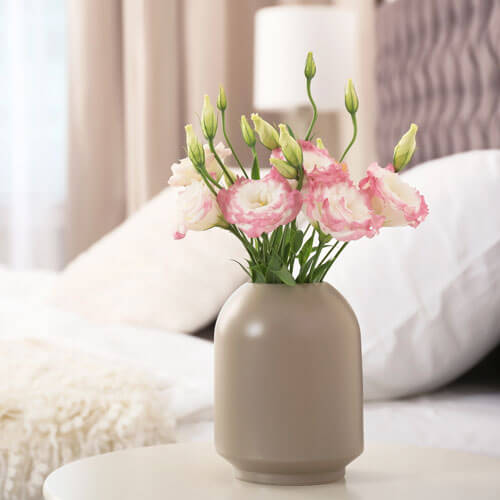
326;150;500;400
49;187;247;333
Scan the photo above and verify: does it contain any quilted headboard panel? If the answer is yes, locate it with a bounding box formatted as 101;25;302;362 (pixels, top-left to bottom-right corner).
375;0;500;165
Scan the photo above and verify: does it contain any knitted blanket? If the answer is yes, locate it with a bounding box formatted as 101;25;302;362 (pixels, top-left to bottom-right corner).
0;338;175;500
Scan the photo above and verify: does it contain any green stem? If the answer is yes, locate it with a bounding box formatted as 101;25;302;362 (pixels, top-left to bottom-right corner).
305;232;325;281
330;241;349;265
209;138;235;185
228;226;257;263
297;164;305;190
304;78;318;141
339;114;357;163
316;241;349;283
318;240;339;267
195;166;219;197
221;111;248;178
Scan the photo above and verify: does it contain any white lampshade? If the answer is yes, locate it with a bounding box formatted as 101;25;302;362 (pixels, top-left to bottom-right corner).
253;6;356;112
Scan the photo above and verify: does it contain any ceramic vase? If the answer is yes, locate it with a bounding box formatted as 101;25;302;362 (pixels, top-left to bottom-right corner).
214;282;363;486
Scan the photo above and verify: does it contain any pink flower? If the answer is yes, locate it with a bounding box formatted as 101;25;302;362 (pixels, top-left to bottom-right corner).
271;140;339;175
359;163;428;228
217;168;302;238
302;167;384;241
174;180;226;239
168;142;231;187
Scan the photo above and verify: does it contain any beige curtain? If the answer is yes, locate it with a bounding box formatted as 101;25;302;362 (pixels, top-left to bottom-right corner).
66;0;375;262
66;0;280;262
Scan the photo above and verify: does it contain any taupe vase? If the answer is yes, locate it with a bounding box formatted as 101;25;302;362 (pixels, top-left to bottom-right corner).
214;282;363;486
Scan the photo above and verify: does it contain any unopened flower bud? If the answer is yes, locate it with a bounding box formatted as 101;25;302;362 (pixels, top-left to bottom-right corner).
316;137;326;149
251;113;279;150
240;115;256;147
270;158;297;179
201;95;217;139
185;124;205;167
345;79;359;114
278;124;303;168
217;86;227;111
304;52;316;80
393;123;418;171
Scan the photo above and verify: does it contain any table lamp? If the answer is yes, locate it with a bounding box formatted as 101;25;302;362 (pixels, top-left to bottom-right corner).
253;5;356;112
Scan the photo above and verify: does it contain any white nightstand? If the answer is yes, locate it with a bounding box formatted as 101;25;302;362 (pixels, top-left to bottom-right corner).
43;443;500;500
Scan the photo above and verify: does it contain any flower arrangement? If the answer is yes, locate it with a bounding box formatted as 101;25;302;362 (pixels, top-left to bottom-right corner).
169;53;428;285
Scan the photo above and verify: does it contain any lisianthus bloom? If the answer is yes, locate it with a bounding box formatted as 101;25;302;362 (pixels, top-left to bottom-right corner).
217;168;302;238
359;163;428;228
168;142;231;187
174;181;227;239
302;167;384;241
271;140;342;175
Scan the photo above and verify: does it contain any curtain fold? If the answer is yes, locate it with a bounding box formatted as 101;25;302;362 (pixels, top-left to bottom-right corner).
122;0;181;214
67;0;125;261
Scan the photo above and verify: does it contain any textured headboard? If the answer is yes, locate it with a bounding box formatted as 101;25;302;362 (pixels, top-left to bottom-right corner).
375;0;500;165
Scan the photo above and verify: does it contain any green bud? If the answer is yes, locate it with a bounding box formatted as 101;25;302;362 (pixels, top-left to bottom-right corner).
185;124;205;167
270;158;297;179
393;123;418;171
250;113;279;150
345;79;359;114
240;115;256;147
278;124;303;168
304;52;316;80
201;95;217;139
217;86;227;111
316;137;326;149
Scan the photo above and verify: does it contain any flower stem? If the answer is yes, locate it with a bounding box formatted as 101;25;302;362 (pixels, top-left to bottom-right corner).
221;110;248;178
209;138;235;185
305;78;317;141
315;241;349;283
195;165;219;196
339;114;357;163
318;240;339;267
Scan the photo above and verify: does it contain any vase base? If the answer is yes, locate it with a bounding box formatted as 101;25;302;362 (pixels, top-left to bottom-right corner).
234;467;345;486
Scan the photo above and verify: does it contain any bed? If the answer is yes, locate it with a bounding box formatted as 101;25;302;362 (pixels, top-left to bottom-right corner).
2;0;500;498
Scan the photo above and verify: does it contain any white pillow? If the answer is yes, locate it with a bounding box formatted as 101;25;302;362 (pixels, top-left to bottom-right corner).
49;188;247;333
326;150;500;400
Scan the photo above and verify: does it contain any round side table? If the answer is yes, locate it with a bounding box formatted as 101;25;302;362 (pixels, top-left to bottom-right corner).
43;443;500;500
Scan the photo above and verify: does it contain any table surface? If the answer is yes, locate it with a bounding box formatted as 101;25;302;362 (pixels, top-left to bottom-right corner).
43;442;500;500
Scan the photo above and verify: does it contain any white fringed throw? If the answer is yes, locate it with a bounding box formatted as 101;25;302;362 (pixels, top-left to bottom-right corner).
0;338;175;500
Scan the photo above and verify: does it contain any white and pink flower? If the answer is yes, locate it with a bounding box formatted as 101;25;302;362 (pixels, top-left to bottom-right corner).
174;181;226;240
168;142;231;187
271;140;341;175
217;168;302;238
302;167;384;241
359;163;428;228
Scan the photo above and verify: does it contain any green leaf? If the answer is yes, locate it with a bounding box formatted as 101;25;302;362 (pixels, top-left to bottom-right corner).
265;253;282;282
253;268;266;283
269;226;283;249
268;254;282;270
299;236;314;266
273;265;296;286
231;259;251;278
297;255;316;283
282;243;291;261
286;123;296;139
292;230;304;253
310;261;331;282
